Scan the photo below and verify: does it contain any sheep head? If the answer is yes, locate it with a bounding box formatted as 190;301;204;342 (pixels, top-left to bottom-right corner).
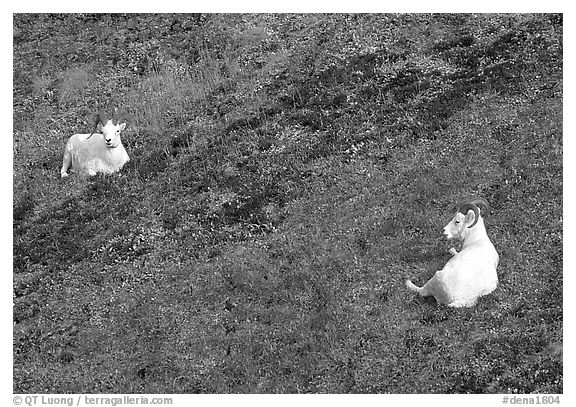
443;197;489;240
87;111;129;148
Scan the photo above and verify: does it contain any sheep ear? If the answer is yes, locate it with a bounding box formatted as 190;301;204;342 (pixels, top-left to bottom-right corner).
119;123;126;131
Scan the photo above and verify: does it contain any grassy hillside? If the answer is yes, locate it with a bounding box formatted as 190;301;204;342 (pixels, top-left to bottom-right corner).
13;14;562;393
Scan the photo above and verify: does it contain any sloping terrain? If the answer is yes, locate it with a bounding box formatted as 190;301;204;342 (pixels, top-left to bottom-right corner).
13;14;562;393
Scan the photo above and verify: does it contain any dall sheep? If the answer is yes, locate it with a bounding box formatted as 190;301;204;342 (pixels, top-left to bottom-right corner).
61;112;130;178
406;197;499;308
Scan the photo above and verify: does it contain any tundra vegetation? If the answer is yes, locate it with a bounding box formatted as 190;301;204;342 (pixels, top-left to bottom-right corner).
13;14;562;393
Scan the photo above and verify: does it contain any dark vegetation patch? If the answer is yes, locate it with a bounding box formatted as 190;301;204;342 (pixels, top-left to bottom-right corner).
13;13;562;393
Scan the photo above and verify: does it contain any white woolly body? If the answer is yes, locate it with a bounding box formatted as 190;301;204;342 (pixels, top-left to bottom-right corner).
61;131;129;177
406;214;499;308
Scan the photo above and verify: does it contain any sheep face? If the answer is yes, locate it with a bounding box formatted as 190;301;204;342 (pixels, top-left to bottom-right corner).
100;120;126;148
443;209;476;240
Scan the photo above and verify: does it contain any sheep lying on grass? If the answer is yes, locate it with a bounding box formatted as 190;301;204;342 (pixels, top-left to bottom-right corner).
406;198;499;308
61;112;130;178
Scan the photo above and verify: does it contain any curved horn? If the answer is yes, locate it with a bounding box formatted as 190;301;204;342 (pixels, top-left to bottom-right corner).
458;203;480;229
467;197;489;214
112;108;121;125
87;112;107;139
112;110;133;128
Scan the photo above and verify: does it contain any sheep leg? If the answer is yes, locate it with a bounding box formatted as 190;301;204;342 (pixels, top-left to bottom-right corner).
61;147;72;178
406;279;431;297
448;297;477;308
407;274;453;305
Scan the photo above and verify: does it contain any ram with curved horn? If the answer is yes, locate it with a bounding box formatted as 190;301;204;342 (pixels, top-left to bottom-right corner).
61;110;131;178
406;197;499;308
